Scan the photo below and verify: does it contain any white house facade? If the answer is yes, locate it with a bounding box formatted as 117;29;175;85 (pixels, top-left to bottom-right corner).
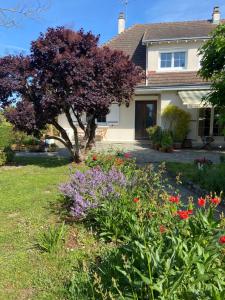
58;7;225;146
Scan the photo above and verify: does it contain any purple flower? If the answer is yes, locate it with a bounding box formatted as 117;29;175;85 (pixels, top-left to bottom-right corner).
59;167;127;219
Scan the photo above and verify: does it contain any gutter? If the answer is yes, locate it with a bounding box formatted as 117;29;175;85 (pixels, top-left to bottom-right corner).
135;84;210;93
142;36;210;45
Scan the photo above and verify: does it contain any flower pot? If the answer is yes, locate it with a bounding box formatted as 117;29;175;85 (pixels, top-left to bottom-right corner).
173;142;182;149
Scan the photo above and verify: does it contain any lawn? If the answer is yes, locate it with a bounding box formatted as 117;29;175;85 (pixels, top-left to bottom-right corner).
0;157;105;300
166;161;225;196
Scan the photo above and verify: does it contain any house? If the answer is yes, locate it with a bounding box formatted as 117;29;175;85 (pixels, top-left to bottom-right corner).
58;7;225;145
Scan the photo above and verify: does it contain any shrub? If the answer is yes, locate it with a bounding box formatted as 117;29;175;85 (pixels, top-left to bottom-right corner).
60;167;128;219
0;150;7;166
146;125;162;147
162;105;191;142
4;146;15;163
147;126;173;152
85;150;136;175
160;130;173;152
0;114;13;150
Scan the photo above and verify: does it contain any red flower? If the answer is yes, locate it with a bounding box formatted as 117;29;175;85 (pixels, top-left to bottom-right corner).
187;210;193;215
133;197;139;203
169;195;180;203
219;236;225;244
124;153;132;159
159;225;166;233
211;197;220;205
198;197;206;207
92;155;97;161
177;210;190;220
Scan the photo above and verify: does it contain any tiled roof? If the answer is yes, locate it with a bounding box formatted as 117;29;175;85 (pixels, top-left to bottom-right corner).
106;19;225;70
105;24;148;70
147;71;208;87
142;20;222;42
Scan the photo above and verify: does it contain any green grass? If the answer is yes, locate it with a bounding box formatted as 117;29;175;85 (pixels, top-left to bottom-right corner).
0;157;105;300
166;161;225;194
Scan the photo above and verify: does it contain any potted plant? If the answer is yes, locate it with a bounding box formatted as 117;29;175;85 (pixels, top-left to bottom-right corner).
162;105;191;149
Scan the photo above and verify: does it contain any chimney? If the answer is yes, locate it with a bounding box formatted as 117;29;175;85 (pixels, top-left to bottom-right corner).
118;12;125;34
212;6;220;24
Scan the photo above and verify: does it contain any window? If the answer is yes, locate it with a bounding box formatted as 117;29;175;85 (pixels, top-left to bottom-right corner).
160;51;186;69
160;53;172;68
198;108;211;136
96;115;106;123
198;108;224;137
213;108;224;136
174;52;185;68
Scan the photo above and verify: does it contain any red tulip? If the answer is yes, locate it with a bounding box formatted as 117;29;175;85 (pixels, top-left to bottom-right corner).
169;195;180;203
177;210;190;220
198;197;206;207
211;197;220;205
133;197;139;203
219;236;225;244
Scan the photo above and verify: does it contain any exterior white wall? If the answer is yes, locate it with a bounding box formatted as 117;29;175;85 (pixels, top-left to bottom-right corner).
147;41;203;72
104;95;159;141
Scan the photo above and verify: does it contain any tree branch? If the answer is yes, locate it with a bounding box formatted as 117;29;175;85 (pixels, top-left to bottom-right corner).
51;119;73;150
71;107;85;132
0;1;51;28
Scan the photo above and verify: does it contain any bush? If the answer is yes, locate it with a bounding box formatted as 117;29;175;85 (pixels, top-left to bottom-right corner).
0;114;13;150
162;105;191;142
160;130;173;152
146;125;162;147
0;150;7;166
147;126;173;151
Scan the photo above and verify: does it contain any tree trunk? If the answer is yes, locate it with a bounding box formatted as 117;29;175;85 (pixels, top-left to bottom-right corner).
85;114;97;150
65;110;83;163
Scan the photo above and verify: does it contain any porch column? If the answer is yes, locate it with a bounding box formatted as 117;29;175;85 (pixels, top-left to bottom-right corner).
209;107;214;136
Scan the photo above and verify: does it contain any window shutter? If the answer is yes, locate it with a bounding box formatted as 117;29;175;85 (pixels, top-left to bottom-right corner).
107;104;120;125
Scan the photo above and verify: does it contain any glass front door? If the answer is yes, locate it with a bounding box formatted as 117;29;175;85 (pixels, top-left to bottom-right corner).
135;101;157;139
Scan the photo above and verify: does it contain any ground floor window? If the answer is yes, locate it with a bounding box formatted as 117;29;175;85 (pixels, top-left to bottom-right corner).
198;107;224;136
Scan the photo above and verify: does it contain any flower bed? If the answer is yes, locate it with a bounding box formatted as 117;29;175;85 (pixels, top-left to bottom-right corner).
60;152;225;299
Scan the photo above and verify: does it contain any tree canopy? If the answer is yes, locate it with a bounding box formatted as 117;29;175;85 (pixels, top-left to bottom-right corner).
0;27;144;162
199;23;225;106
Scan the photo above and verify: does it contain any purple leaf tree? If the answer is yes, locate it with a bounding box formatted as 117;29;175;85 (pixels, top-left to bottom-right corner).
0;27;144;162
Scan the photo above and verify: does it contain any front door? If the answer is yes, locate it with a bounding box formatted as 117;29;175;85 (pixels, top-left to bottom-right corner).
135;101;157;139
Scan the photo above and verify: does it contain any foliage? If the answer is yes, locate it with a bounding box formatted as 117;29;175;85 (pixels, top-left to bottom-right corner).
0;113;13;149
60;166;128;219
65;158;225;299
162;105;191;142
37;222;66;253
199;24;225;107
147;126;173;151
85;150;136;173
167;161;225;194
146;125;162;146
0;150;7;166
0;27;143;162
160;130;173;152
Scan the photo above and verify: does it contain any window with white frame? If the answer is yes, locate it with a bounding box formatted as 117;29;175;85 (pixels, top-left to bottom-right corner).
160;51;186;69
198;107;224;137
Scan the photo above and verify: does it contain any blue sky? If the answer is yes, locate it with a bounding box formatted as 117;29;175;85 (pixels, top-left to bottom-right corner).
0;0;225;55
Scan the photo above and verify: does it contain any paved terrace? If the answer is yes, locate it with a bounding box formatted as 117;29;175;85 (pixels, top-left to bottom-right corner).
16;141;225;164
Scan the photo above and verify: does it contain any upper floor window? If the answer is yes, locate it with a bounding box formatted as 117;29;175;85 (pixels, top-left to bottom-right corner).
160;51;186;69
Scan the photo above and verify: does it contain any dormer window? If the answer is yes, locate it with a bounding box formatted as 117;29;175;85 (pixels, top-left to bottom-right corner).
160;51;186;69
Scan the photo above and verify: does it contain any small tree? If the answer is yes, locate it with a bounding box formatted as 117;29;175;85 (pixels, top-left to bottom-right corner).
199;24;225;107
162;105;191;142
0;27;143;162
